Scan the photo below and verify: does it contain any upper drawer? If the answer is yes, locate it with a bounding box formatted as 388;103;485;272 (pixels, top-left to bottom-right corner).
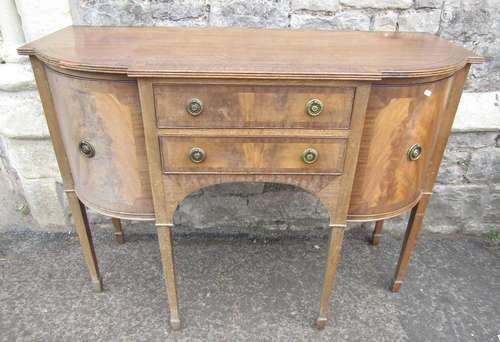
153;84;355;129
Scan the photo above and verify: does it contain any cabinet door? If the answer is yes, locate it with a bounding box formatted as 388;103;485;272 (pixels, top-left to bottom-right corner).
46;66;154;219
349;77;452;220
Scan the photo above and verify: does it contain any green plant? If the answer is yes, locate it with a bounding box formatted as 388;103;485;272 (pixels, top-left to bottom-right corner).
486;229;500;241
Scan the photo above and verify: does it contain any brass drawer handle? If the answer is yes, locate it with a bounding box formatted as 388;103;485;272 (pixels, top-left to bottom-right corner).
189;147;206;163
302;148;319;164
306;99;324;117
186;98;203;116
407;144;422;161
79;139;95;158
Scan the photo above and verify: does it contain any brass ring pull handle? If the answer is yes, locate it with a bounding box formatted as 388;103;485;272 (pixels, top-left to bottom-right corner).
189;147;206;163
79;139;95;158
407;144;422;161
306;99;324;117
302;148;319;164
186;98;203;116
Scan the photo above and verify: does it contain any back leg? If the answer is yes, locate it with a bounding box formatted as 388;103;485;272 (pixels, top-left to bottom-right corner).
371;220;384;246
112;218;125;244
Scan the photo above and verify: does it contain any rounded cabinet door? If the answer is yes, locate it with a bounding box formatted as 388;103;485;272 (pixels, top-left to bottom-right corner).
349;76;453;220
46;66;154;219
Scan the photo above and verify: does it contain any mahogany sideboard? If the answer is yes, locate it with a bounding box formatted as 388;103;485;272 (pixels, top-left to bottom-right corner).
18;26;483;330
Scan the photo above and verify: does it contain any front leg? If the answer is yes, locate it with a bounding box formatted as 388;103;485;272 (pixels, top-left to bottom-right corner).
157;224;181;330
66;191;102;291
391;194;430;292
315;224;346;329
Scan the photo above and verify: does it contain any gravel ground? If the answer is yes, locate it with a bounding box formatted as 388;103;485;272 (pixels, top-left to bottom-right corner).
1;226;499;342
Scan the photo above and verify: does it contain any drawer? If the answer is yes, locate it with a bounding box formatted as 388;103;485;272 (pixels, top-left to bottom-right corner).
160;136;346;174
154;84;354;129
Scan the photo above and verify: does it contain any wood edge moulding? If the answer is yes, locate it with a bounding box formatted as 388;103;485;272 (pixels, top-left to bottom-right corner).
38;62;462;88
347;193;423;222
161;172;346;176
157;128;351;138
45;63;133;82
151;79;362;86
75;189;423;223
77;193;155;221
127;58;484;79
18;50;484;81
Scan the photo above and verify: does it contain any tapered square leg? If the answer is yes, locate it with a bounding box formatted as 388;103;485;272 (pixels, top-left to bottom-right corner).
315;225;345;329
391;195;430;292
66;191;102;292
371;220;384;246
139;79;182;330
112;218;125;244
157;224;181;330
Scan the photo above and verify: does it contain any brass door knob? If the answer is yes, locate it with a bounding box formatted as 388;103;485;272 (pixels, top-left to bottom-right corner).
189;147;206;163
306;99;324;117
302;148;319;164
186;98;203;116
79;139;95;158
407;144;422;161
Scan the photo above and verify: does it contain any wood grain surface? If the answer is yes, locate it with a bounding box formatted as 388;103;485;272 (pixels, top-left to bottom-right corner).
154;83;354;129
45;65;154;219
18;26;483;79
41;67;465;221
160;136;347;174
349;76;453;220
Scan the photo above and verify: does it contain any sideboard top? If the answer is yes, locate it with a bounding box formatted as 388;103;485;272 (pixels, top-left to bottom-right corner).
19;26;483;80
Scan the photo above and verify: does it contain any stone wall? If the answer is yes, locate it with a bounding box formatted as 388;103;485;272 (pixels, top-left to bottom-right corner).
0;0;498;234
0;0;72;231
70;0;499;92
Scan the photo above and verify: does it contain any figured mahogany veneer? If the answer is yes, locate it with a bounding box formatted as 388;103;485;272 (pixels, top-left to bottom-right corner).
349;76;453;220
154;83;355;129
20;26;483;332
160;136;347;174
44;65;154;220
40;64;455;221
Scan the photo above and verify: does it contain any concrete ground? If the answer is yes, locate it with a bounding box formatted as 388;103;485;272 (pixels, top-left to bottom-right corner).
0;225;499;342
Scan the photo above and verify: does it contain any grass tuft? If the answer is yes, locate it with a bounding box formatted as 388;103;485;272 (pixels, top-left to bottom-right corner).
485;229;500;241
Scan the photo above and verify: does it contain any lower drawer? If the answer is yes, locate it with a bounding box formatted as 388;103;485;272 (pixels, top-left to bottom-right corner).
160;136;346;174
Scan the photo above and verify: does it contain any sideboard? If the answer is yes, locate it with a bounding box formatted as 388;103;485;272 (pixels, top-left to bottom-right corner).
18;26;483;330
